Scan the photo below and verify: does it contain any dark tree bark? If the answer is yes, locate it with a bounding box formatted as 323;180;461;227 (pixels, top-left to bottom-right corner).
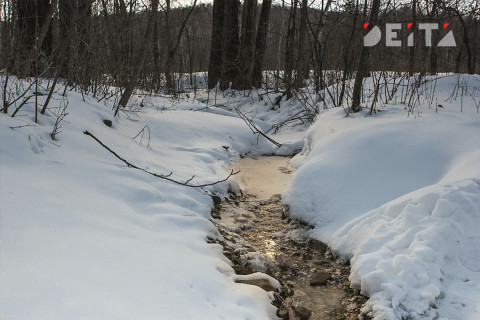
296;0;308;87
351;0;381;113
409;0;417;75
429;0;439;75
252;0;272;88
152;19;160;91
164;0;175;93
221;0;240;90
284;0;298;99
237;0;257;90
208;0;225;89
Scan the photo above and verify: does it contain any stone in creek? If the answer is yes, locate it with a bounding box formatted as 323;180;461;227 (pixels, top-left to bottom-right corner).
308;239;328;252
235;278;278;292
309;271;331;286
294;305;313;319
211;195;222;210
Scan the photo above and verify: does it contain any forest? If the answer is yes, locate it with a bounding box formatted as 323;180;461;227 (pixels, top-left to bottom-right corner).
1;1;480;320
1;0;478;109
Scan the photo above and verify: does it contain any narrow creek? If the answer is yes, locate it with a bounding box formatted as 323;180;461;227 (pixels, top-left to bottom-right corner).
212;156;369;320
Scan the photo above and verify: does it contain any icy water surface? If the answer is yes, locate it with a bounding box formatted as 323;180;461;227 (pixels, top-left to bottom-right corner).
232;156;293;200
213;157;368;320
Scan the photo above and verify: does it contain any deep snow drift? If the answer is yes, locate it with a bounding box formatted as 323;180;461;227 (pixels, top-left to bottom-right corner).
284;75;480;320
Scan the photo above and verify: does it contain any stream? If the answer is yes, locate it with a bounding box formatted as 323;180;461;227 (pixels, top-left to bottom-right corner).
212;157;369;320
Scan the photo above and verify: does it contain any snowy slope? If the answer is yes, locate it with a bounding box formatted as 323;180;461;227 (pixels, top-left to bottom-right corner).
0;84;285;319
284;75;480;319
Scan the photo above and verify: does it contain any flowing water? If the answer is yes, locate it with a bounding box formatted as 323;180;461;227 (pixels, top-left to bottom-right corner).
212;156;368;320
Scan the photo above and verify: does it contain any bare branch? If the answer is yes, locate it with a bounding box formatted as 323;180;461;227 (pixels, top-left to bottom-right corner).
83;130;238;188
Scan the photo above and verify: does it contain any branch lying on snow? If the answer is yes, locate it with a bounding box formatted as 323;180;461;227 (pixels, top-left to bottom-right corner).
83;130;238;188
235;108;283;148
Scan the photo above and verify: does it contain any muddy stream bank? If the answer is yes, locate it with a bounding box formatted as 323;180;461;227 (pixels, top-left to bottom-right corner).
211;157;369;320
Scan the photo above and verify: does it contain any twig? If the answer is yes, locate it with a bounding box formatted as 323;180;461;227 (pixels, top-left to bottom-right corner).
10;124;36;129
83;130;238;188
11;95;33;118
133;125;152;149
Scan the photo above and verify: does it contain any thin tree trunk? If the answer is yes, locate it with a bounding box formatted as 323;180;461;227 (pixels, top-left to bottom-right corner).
339;0;359;105
115;0;159;116
409;0;417;75
208;0;225;89
237;0;257;90
296;0;308;87
252;0;272;88
351;0;381;113
457;11;474;74
428;0;438;75
221;0;240;90
152;19;160;91
164;0;175;93
284;0;298;99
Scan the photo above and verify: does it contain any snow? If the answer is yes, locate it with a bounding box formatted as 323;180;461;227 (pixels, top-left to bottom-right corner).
2;73;479;320
0;80;298;319
284;75;480;319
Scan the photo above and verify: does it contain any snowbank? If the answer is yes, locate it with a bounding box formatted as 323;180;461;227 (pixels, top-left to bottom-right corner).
0;83;286;319
284;75;480;319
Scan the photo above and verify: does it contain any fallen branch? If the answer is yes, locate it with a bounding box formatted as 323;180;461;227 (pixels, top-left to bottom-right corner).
83;130;238;188
10;123;36;129
235;108;283;148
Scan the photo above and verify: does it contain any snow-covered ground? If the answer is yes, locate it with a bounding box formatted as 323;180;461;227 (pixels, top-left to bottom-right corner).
284;74;480;320
1;73;479;320
0;79;306;319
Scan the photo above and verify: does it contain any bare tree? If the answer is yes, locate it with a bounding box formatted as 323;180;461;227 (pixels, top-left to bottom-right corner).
252;0;272;88
237;0;257;90
351;0;381;113
208;0;225;89
115;0;159;116
296;0;308;87
221;0;240;90
284;0;298;99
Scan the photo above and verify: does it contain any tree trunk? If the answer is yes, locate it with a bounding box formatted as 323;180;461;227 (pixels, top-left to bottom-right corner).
252;0;272;88
408;0;417;75
351;0;380;113
284;0;298;99
457;11;474;74
208;0;225;89
152;19;160;91
296;0;308;87
339;0;359;104
221;0;240;90
115;0;159;116
237;0;257;90
428;0;438;75
164;0;175;93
